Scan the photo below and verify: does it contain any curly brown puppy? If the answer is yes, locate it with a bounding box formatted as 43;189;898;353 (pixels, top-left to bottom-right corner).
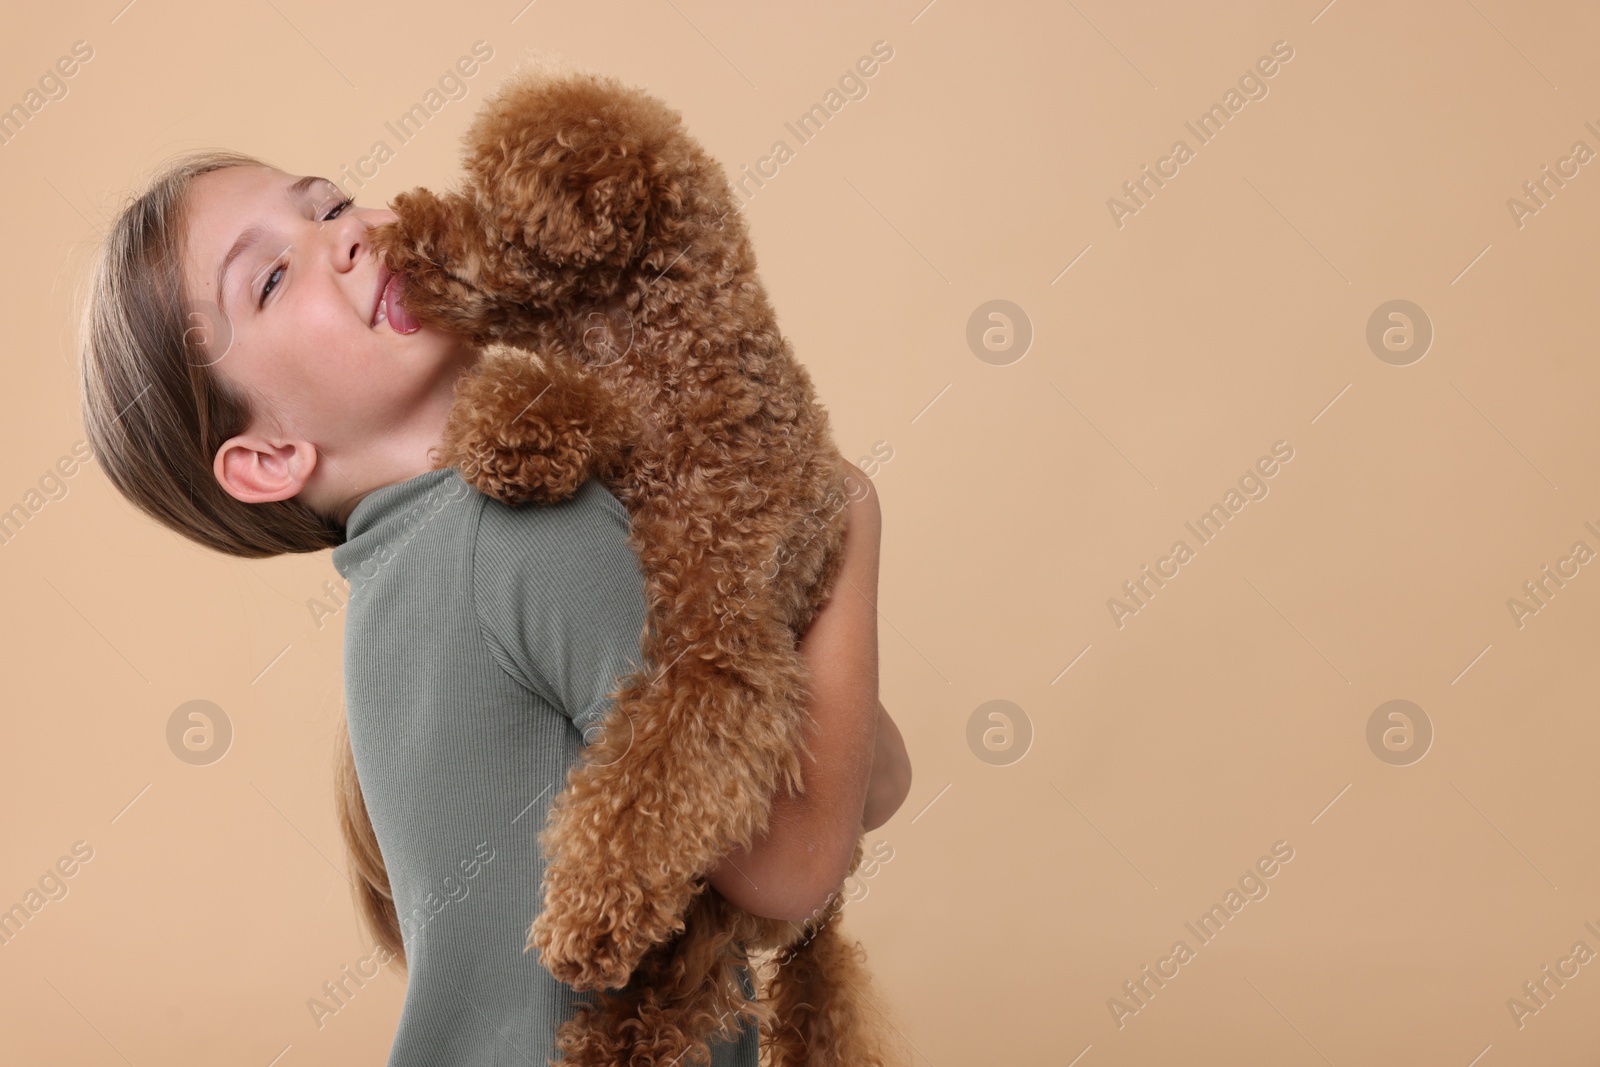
371;61;905;1067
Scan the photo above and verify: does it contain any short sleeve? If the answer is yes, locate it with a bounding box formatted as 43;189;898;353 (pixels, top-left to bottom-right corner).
473;477;650;736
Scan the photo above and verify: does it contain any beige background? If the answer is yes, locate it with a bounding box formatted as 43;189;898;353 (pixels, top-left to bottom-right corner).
4;0;1598;1063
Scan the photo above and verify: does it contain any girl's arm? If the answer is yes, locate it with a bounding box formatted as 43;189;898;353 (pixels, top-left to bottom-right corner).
707;463;906;923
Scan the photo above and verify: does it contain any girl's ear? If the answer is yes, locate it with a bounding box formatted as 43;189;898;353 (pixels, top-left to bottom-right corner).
214;434;317;505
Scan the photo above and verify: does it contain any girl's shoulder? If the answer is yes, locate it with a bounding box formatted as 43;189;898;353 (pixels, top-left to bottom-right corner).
472;475;630;553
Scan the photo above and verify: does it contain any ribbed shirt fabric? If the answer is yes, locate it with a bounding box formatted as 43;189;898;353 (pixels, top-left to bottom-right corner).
331;467;757;1066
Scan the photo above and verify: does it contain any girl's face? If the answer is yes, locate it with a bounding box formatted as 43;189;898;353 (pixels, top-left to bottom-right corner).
182;165;476;521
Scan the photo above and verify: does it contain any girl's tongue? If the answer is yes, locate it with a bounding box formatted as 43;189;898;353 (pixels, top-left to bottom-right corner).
383;272;421;334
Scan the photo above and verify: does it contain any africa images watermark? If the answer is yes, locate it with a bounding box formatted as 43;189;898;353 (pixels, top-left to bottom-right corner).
1505;520;1600;631
0;840;96;949
330;40;496;201
305;575;352;631
771;837;895;968
1504;920;1600;1032
0;39;94;148
1106;39;1296;229
1106;440;1296;629
729;39;895;209
339;475;474;602
1505;120;1600;231
306;840;496;1030
1107;839;1296;1030
0;440;97;550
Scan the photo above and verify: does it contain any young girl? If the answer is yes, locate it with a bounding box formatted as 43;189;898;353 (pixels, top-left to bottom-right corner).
77;151;912;1066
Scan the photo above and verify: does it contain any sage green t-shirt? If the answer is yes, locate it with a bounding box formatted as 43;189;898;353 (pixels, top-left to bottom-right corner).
331;467;757;1066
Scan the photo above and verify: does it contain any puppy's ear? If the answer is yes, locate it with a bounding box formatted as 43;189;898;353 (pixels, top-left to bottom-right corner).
525;142;655;270
463;67;685;272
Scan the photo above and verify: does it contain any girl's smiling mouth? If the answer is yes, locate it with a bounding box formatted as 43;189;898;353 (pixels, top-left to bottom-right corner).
372;265;421;334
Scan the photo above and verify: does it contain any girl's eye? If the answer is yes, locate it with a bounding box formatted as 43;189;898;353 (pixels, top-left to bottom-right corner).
258;262;285;308
257;196;356;309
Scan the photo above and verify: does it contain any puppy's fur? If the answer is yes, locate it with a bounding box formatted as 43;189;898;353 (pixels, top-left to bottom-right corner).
371;60;905;1067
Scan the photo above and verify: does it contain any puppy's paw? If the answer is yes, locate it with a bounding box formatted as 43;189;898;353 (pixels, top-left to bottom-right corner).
437;348;629;506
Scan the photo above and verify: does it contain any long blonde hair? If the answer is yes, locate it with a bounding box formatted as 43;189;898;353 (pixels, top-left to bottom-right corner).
77;150;405;969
